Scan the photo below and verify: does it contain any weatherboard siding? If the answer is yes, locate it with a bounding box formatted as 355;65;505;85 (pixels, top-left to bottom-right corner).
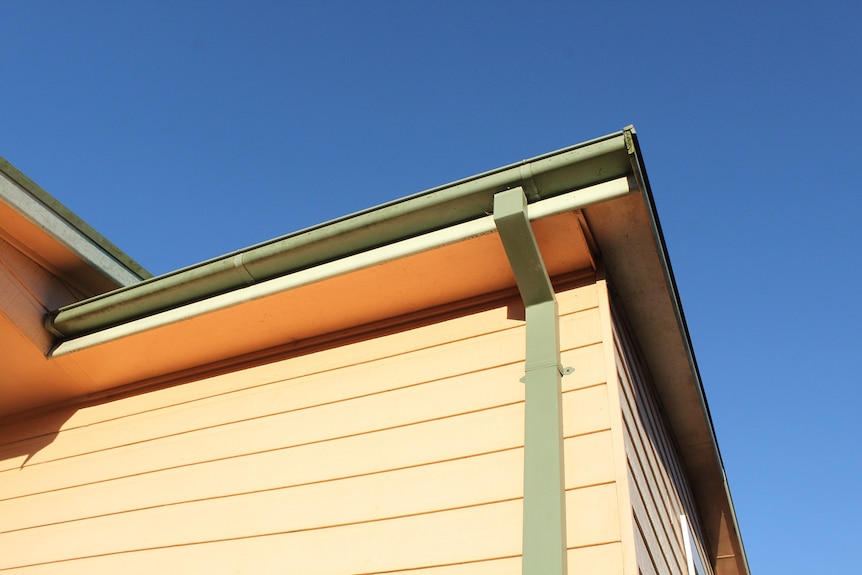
0;281;625;574
613;309;713;575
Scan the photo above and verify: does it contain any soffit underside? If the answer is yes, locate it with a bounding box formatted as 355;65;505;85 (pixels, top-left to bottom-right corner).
583;193;748;575
4;210;593;418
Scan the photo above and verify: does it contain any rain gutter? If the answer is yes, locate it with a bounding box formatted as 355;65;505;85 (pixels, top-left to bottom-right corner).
50;176;635;356
46;129;634;340
494;187;571;575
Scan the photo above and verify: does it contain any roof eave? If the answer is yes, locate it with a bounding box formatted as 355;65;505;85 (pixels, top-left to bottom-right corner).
38;127;749;574
583;128;751;575
0;155;151;288
47;130;632;339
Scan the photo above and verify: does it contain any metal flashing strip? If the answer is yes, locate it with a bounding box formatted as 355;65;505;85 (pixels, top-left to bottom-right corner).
494;188;568;575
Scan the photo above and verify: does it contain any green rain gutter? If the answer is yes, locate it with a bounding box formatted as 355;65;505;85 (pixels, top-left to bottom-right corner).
45;130;635;340
494;188;570;575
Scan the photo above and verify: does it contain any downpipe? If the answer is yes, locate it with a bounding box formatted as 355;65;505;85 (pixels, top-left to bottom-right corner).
494;187;570;575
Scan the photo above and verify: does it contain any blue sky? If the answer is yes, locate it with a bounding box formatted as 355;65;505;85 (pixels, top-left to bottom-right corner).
2;2;860;573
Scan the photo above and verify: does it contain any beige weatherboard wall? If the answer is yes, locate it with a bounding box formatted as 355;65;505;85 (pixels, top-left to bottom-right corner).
0;128;749;575
0;156;149;417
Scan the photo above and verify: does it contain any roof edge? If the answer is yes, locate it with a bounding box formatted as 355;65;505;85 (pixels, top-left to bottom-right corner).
627;128;751;575
0;155;152;283
37;126;749;574
48;130;631;338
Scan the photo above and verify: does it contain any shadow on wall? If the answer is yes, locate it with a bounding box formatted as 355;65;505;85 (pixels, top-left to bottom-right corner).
0;284;532;479
0;406;78;469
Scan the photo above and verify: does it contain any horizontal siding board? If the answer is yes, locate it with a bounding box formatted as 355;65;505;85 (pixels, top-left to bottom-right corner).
360;557;522;575
0;283;607;574
1;366;524;498
615;320;690;575
618;332;689;518
633;511;659;575
567;542;624;575
0;500;523;574
566;483;620;549
0;300;522;441
563;429;616;489
621;371;683;573
3;423;612;536
556;282;599;316
1;328;526;469
628;464;671;575
0;486;618;574
0;451;524;568
0;307;601;471
1;346;605;502
0;386;527;498
561;342;607;391
0;405;524;533
620;382;680;573
562;383;611;438
618;328;706;570
0;384;610;531
0;283;598;446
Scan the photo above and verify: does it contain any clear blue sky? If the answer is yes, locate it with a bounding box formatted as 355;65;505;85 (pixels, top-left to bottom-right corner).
2;2;860;573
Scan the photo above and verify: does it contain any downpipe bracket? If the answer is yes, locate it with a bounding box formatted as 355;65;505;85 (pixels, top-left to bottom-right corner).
520;365;574;383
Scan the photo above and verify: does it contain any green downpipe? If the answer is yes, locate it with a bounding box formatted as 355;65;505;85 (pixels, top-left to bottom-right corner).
494;188;568;575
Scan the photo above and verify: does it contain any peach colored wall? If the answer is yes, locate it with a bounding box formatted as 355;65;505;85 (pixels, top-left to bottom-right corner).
561;281;627;574
0;236;93;416
0;280;632;574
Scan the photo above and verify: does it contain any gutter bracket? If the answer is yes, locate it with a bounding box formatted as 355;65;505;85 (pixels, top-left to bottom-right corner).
518;163;541;202
493;187;568;575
